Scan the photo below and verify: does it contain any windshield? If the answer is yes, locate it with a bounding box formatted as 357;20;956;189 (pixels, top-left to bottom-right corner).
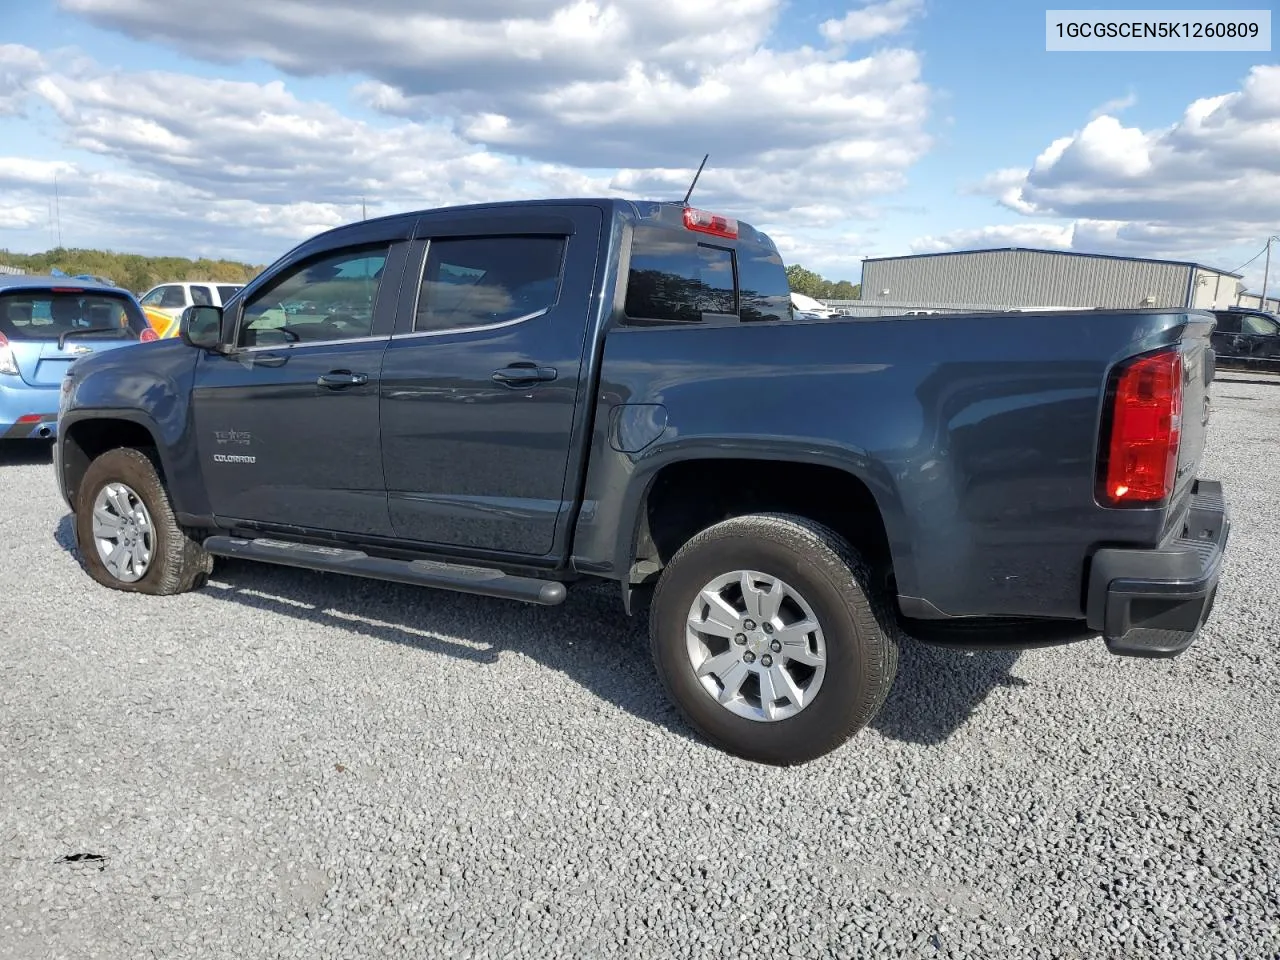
0;290;149;342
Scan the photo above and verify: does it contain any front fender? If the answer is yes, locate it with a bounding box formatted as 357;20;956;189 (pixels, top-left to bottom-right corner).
57;341;208;518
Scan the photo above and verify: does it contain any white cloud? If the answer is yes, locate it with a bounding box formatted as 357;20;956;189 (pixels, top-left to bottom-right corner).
820;0;923;45
930;65;1280;292
54;0;930;171
0;47;637;259
0;44;45;116
0;156;76;189
769;228;871;278
3;0;935;266
60;0;781;100
24;67;506;206
1001;65;1280;225
910;223;1074;255
1089;90;1137;120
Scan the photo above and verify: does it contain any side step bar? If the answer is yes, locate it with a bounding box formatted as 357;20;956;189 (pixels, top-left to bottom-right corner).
202;536;568;606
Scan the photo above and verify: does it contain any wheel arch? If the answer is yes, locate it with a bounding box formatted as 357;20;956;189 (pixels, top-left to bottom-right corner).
613;443;915;610
60;411;181;512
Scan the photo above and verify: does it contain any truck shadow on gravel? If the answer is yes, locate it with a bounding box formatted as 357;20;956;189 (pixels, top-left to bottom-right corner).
0;440;54;466
54;514;1027;749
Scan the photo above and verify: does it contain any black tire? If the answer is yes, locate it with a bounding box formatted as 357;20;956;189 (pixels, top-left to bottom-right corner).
74;447;214;596
649;512;898;766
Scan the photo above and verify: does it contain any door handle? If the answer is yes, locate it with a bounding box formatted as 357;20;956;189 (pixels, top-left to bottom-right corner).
317;371;369;388
491;363;558;386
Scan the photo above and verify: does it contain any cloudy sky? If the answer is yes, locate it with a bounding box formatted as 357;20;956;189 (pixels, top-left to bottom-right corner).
0;0;1277;291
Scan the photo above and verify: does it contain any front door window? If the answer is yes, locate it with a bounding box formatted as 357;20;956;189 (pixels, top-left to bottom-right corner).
238;248;388;348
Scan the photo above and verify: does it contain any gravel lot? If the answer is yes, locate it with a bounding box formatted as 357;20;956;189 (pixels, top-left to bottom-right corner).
2;375;1278;960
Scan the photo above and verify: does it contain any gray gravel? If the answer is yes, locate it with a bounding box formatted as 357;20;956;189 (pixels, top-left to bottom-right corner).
2;375;1279;960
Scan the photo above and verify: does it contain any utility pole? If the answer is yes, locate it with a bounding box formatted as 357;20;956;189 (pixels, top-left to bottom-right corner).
1263;236;1277;312
53;173;63;249
361;196;367;221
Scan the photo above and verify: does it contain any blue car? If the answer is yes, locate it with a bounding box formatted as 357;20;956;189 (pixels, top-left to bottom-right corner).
0;275;157;441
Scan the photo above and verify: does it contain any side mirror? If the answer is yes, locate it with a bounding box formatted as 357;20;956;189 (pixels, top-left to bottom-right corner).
179;305;224;351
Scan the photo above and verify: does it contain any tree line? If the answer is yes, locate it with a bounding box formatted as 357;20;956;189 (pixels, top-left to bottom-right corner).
786;264;860;301
0;246;860;304
0;247;263;294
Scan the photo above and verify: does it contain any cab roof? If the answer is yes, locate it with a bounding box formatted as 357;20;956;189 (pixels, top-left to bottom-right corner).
318;197;779;253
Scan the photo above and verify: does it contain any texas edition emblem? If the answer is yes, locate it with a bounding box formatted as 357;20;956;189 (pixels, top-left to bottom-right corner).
214;429;251;446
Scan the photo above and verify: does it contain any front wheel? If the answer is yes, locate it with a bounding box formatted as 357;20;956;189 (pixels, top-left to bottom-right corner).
74;447;214;595
649;513;898;765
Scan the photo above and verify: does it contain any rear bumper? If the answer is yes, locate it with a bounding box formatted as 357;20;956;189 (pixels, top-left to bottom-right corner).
1085;479;1230;658
0;414;58;440
0;379;59;439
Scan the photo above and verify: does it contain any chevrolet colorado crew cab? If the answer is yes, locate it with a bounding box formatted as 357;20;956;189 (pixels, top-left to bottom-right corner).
53;198;1231;765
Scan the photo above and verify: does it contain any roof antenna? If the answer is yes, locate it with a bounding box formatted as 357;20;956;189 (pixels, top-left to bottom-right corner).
682;153;709;207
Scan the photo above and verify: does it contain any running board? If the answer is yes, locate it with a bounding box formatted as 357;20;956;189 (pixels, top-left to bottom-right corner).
202;536;568;606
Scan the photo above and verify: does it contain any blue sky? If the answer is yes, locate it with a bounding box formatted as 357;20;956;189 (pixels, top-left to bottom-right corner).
0;0;1276;293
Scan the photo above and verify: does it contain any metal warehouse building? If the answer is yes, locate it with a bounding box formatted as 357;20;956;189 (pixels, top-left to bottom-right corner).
852;248;1248;315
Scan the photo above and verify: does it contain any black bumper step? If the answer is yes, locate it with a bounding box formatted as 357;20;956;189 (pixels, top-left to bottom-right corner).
1085;479;1230;658
202;536;567;606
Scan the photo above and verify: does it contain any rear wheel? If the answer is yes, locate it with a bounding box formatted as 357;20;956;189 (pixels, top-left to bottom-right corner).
74;447;213;595
649;512;898;765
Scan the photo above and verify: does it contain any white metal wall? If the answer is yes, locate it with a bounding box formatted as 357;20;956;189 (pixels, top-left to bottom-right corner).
1234;291;1280;312
1190;269;1246;309
860;250;1205;309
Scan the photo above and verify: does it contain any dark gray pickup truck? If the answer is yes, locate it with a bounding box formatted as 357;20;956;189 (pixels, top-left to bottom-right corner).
53;198;1230;764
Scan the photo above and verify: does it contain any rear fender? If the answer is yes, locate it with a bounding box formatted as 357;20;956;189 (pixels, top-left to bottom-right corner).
573;435;915;598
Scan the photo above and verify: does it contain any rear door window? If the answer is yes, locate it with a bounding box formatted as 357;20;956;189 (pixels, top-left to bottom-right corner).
0;291;148;341
159;286;187;309
216;285;242;304
414;236;566;333
189;285;214;306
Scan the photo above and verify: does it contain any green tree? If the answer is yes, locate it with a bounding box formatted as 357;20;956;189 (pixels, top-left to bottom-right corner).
785;264;826;298
786;263;860;300
0;247;265;294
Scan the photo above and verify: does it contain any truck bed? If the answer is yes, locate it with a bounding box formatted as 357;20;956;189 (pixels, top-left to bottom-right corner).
578;307;1217;623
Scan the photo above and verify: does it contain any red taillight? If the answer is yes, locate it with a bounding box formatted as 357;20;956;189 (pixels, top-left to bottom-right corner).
139;328;159;342
50;287;84;294
0;332;15;376
17;414;41;424
683;206;738;239
1099;348;1183;506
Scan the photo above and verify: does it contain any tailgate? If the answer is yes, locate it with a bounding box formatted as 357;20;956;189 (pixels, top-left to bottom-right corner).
10;338;138;386
1164;316;1216;537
